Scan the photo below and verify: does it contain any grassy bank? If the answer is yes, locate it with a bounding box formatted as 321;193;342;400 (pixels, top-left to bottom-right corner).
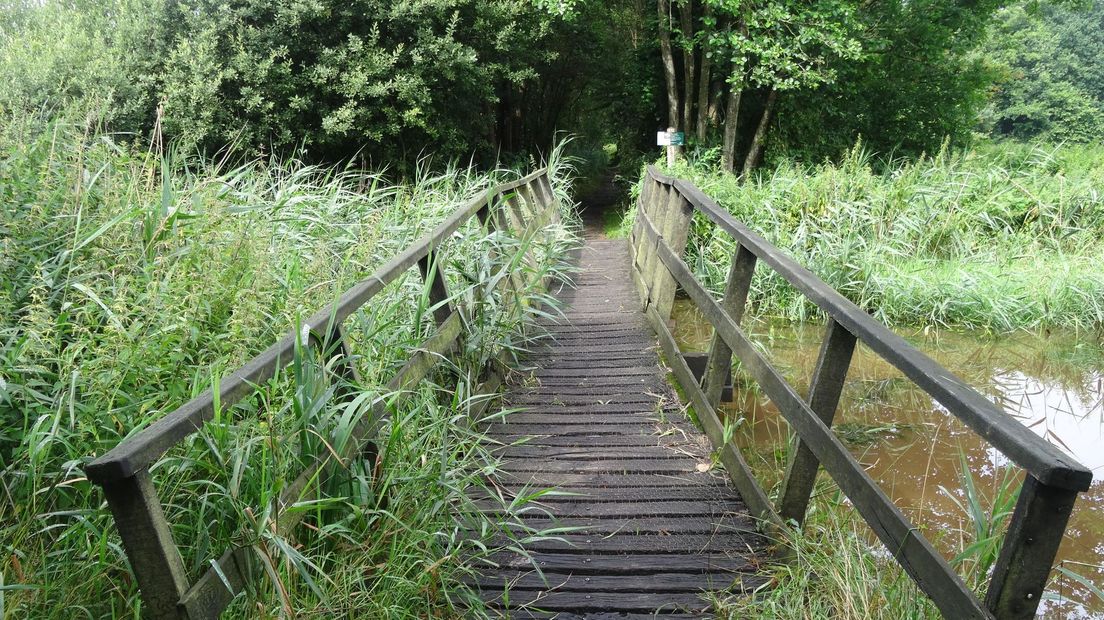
0;114;578;617
619;141;1104;332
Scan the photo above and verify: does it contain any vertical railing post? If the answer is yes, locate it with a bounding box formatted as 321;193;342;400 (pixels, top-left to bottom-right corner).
501;190;527;236
518;182;545;230
985;476;1078;619
100;470;190;619
324;323;363;388
703;245;757;408
536;173;561;226
638;183;668;308
649;188;693;323
776;319;856;525
418;250;453;327
629;176;657;303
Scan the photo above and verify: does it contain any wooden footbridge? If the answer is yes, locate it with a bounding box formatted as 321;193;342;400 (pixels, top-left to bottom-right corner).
85;166;1092;619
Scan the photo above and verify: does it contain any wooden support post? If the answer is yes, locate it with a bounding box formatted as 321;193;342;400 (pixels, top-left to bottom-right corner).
101;470;189;619
703;245;756;407
985;475;1079;619
777;319;856;525
638;185;667;308
502;192;527;236
650;191;693;322
629;178;657;305
644;186;673;309
418;251;453;327
325;322;364;404
536;173;561;226
519;182;545;229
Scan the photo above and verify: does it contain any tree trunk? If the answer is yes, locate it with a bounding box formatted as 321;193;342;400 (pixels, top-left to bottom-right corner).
657;0;680;128
721;76;743;173
708;74;722;126
679;0;695;136
741;87;778;177
695;4;712;142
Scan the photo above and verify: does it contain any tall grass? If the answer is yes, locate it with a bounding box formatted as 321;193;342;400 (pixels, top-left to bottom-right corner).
0;112;579;617
716;456;1022;619
633;141;1104;332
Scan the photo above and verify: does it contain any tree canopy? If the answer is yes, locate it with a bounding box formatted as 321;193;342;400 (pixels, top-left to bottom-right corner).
0;0;1097;168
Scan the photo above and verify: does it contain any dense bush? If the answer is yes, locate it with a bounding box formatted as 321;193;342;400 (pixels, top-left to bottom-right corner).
0;0;562;163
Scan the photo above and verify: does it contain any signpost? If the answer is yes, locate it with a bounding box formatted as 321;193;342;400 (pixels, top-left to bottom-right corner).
657;127;684;166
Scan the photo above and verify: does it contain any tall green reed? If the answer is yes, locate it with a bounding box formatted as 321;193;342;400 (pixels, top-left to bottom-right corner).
628;141;1104;332
0;112;580;617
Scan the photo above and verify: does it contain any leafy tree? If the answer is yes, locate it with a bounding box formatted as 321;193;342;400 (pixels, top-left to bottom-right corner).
981;1;1104;142
156;0;558;162
770;0;1008;162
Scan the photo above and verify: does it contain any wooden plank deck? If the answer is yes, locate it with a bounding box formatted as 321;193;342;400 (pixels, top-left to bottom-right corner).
477;237;768;619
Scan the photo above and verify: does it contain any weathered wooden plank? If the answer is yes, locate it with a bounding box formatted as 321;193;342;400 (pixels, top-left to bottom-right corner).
488;526;757;549
485;424;662;437
479;485;733;503
529;367;658;378
482;590;712;613
486;551;756;575
985;475;1079;619
100;470;190;619
178;547;252;618
472;571;760;593
506;394;660;405
488;514;758;535
497;460;709;475
777;319;856;525
485;432;682;445
493;446;700;461
496;404;664;416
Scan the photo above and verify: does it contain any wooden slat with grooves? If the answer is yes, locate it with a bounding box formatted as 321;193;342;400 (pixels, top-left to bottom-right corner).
477;237;766;617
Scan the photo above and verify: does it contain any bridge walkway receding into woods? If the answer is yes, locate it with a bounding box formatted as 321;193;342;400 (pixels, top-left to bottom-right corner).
82;164;1093;620
475;233;769;618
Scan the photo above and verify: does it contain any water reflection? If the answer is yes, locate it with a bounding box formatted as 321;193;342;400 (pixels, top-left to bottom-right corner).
670;300;1104;618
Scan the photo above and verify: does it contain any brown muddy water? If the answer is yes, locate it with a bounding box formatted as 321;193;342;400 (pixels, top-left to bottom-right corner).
670;299;1104;618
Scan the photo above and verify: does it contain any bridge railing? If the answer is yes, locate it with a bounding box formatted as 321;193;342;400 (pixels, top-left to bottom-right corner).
629;165;1092;620
83;168;562;619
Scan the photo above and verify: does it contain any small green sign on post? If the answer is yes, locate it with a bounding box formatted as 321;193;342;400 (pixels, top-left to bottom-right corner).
658;128;684;167
656;130;685;146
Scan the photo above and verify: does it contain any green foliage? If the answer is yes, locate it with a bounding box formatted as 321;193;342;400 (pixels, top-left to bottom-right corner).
645;141;1104;331
0;0;560;163
772;0;1004;162
981;1;1104;143
0;112;578;617
706;0;863;91
158;0;557;160
0;0;164;129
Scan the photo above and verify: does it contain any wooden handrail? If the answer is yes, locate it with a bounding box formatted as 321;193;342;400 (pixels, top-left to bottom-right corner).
631;165;1092;620
83;168;561;619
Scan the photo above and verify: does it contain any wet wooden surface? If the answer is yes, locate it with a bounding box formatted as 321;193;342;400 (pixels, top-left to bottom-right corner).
477;237;767;618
